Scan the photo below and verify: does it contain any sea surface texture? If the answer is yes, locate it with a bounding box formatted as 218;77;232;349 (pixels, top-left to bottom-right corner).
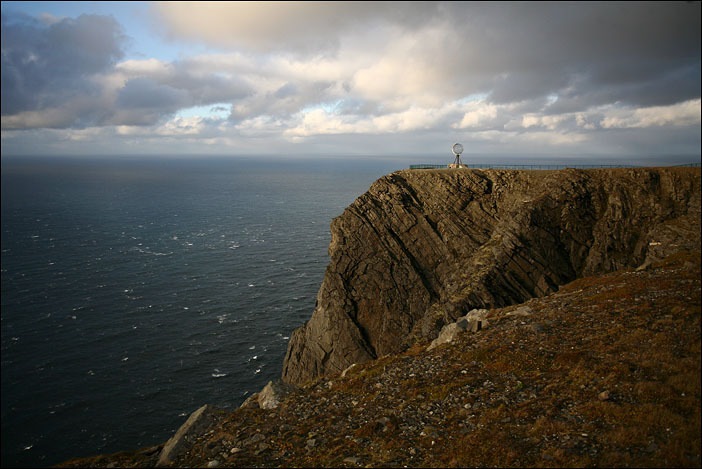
1;156;396;468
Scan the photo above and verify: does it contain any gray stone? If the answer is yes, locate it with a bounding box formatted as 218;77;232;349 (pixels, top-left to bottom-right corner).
257;380;295;409
157;404;212;467
427;322;462;350
506;306;533;317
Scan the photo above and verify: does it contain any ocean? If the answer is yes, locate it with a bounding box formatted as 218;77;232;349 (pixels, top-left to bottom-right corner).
0;155;398;468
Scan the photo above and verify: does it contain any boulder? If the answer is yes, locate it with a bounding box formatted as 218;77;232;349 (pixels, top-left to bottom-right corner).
257;380;295;409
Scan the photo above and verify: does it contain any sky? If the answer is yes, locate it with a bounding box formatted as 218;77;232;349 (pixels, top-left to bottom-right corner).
1;1;700;162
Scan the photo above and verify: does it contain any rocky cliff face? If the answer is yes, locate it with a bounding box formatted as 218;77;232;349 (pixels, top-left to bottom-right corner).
282;167;700;386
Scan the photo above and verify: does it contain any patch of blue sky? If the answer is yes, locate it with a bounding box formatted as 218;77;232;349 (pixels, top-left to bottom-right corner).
176;104;232;120
321;100;346;113
300;100;349;115
456;93;489;105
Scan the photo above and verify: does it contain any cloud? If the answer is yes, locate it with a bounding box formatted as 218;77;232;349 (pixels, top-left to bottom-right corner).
111;77;189;125
149;1;700;113
600;99;701;129
456;102;501;129
2;108;80;129
450;2;701;109
1;12;125;117
151;1;440;54
0;11;255;129
1;2;700;158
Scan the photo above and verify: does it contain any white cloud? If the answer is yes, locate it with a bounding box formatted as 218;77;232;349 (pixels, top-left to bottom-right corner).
456;102;500;129
1;109;72;129
283;109;361;139
176;103;231;120
520;114;570;131
155;116;207;136
600;99;701;129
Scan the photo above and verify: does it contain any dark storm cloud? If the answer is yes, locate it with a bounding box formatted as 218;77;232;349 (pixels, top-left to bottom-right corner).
545;63;702;115
441;1;701;108
117;77;188;109
1;12;125;116
166;59;253;105
1;10;253;129
113;77;189;125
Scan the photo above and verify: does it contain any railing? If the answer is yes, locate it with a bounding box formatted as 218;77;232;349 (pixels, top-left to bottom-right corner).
409;164;449;169
409;162;700;170
468;164;637;170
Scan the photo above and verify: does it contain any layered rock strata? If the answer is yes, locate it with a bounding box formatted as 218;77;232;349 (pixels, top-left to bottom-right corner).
282;167;700;386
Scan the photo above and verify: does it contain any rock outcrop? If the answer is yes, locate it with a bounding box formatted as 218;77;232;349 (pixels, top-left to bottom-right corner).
282;167;700;386
240;380;296;410
427;308;489;351
156;404;213;467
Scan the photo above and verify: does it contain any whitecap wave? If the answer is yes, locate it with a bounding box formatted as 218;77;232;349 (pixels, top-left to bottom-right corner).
131;246;173;256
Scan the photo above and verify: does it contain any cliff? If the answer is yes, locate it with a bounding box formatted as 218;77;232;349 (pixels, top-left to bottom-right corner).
56;166;701;468
282;167;701;386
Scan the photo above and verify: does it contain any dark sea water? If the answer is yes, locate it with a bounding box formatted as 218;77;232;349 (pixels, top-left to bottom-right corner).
1;155;398;468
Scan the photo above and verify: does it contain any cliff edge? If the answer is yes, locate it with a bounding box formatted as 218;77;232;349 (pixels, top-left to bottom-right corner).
282;167;701;386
